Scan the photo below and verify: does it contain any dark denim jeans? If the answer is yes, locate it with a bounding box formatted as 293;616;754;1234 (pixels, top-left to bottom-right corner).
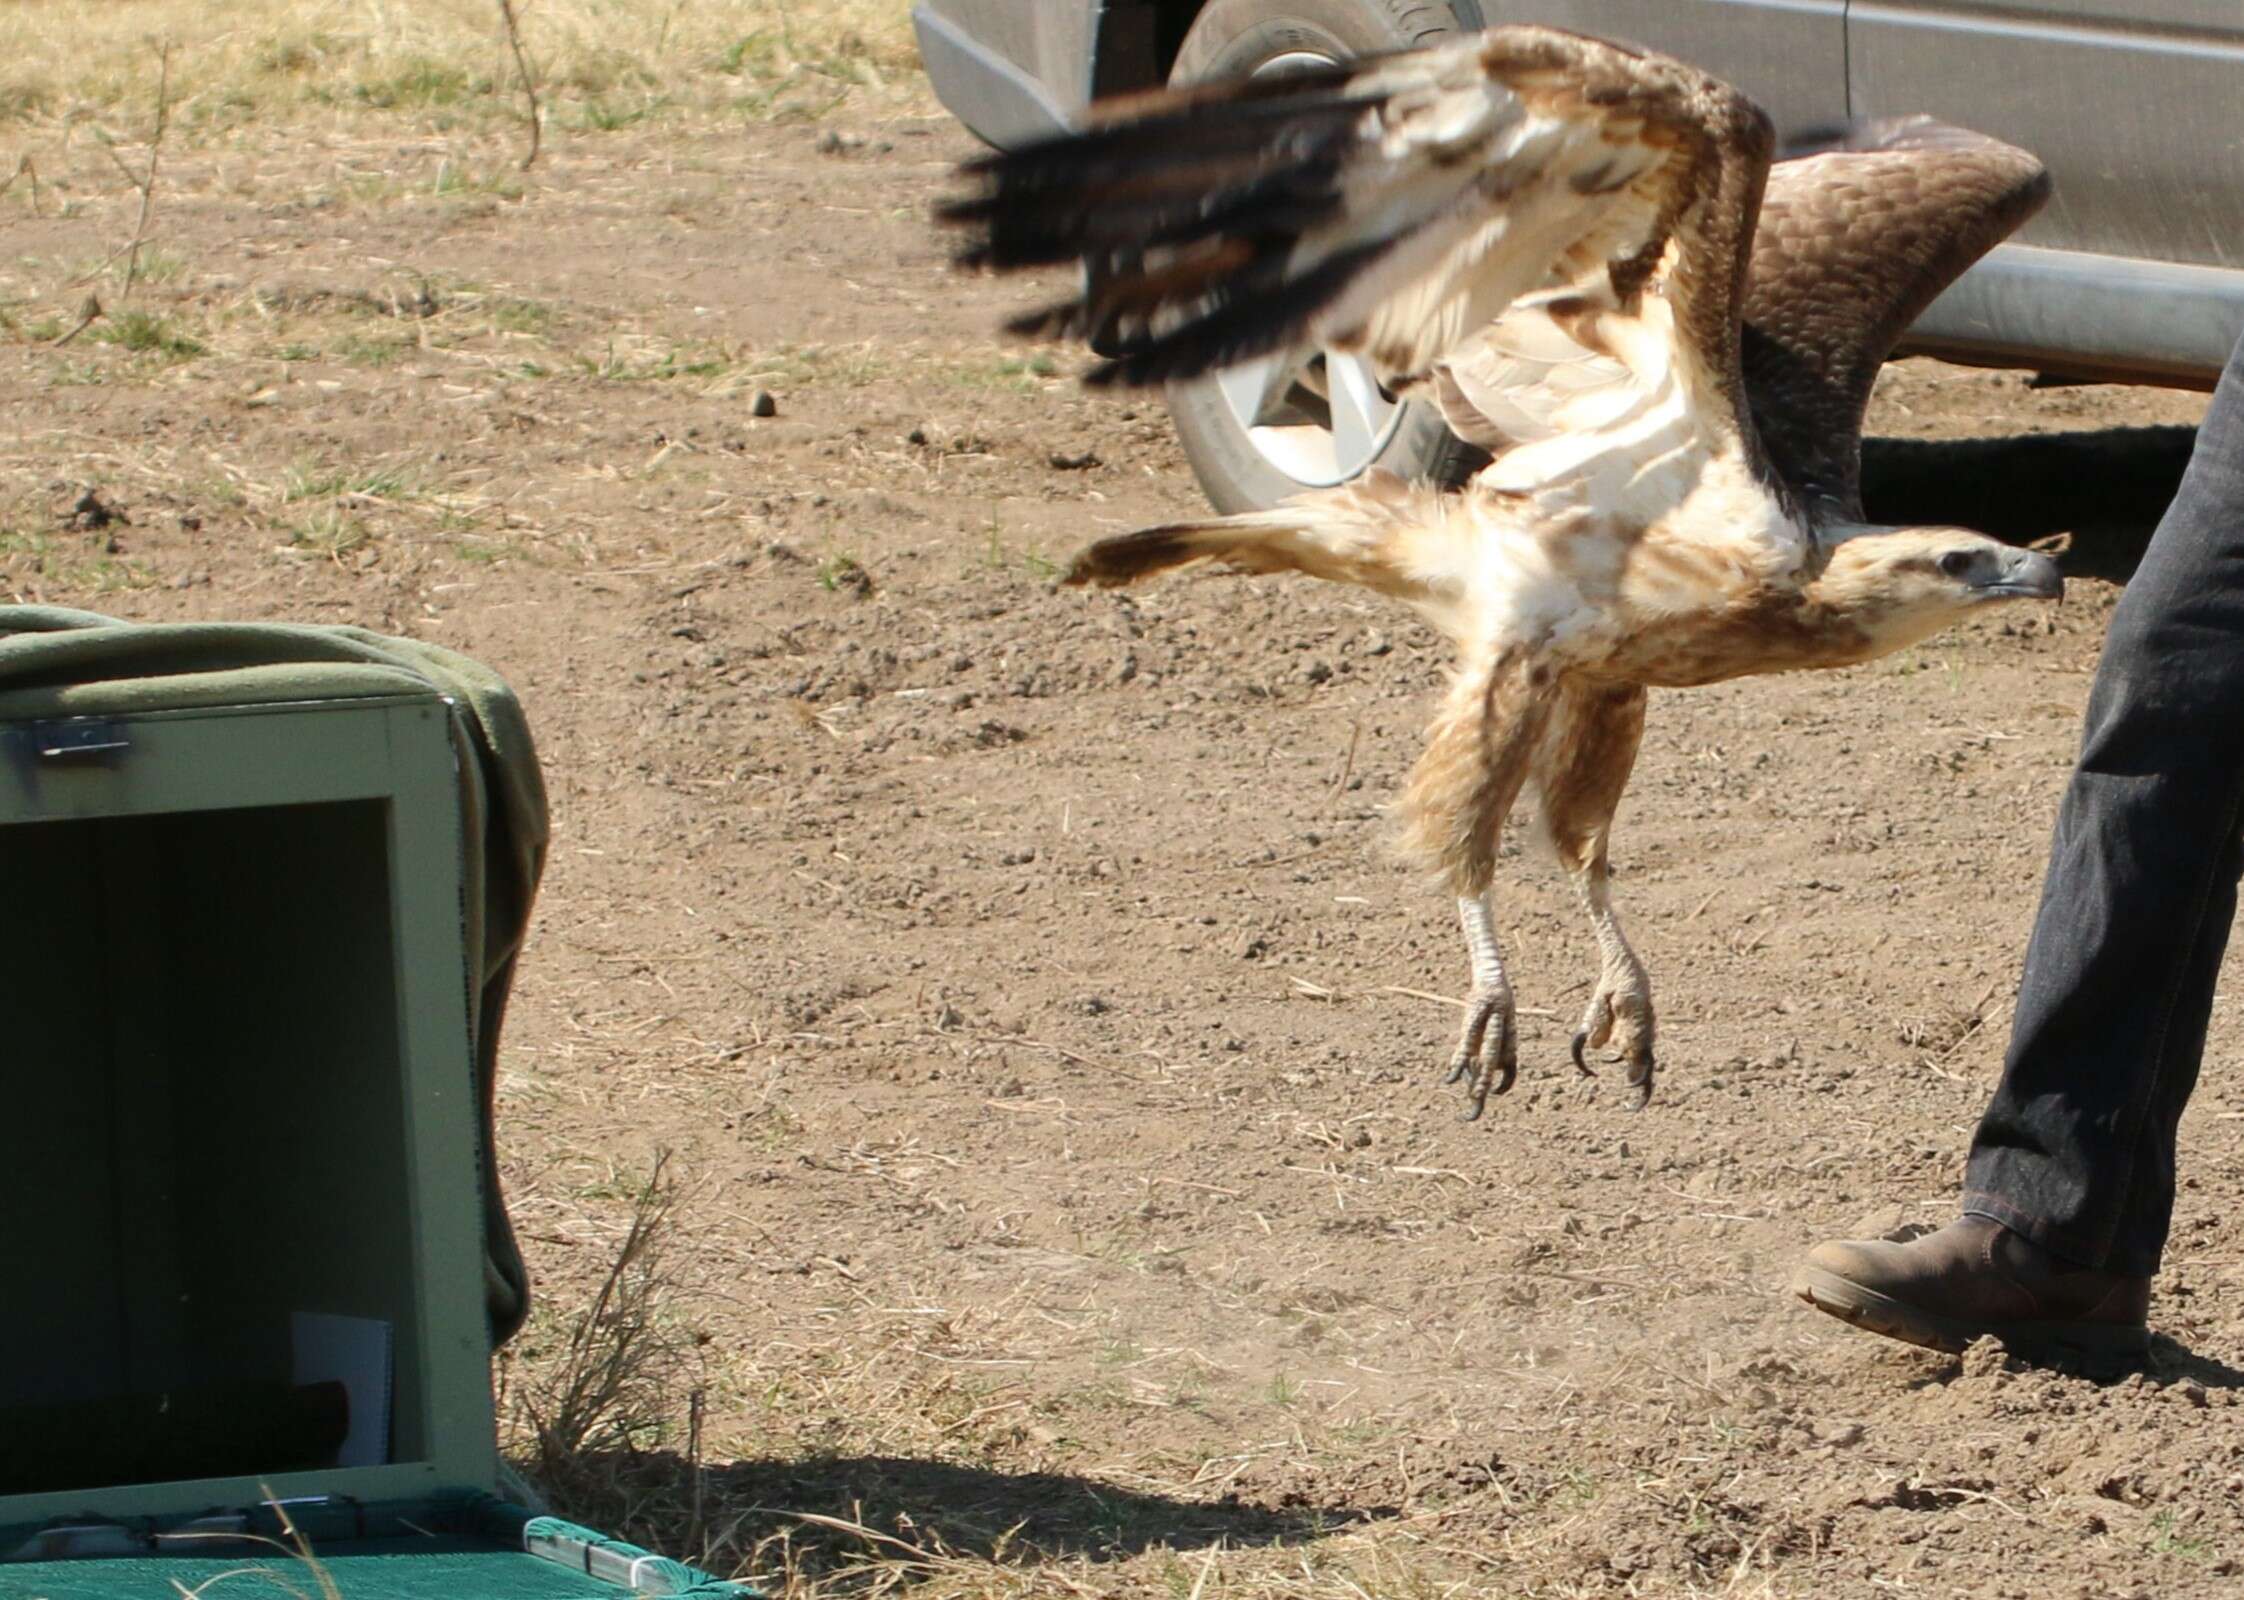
1964;335;2244;1278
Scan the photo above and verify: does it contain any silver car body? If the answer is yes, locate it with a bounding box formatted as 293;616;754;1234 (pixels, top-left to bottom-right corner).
914;0;2244;385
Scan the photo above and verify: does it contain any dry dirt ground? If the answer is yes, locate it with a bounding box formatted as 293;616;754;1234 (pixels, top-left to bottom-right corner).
7;20;2244;1598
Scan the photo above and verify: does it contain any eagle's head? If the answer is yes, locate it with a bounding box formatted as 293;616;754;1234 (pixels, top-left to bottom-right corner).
1812;526;2063;655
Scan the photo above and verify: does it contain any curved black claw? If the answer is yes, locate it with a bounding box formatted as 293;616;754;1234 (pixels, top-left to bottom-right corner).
1623;1055;1655;1111
1569;1031;1597;1077
1445;1002;1494;1087
1460;1055;1517;1122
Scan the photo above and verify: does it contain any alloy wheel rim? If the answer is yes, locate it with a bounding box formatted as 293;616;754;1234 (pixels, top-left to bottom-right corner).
1194;48;1404;488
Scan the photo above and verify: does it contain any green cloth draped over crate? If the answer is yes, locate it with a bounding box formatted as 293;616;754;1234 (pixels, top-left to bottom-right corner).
0;604;546;1344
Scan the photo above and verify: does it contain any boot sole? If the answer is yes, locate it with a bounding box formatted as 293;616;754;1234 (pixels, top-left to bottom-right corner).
1791;1266;2149;1359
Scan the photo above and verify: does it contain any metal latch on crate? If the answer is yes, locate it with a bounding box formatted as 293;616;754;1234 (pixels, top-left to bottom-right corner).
4;718;132;764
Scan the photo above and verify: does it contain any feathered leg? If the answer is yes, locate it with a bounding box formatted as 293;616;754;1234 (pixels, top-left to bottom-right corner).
1402;648;1554;1120
1538;682;1655;1106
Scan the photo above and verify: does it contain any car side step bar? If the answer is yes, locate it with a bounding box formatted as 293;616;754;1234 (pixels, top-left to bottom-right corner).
1906;243;2244;389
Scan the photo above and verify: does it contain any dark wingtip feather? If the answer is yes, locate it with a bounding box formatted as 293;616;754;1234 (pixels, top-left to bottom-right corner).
1080;235;1394;390
929;71;1372;257
930;55;1409;394
930;192;995;225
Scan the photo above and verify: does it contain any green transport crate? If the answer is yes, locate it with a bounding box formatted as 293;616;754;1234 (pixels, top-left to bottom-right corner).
1;608;751;1599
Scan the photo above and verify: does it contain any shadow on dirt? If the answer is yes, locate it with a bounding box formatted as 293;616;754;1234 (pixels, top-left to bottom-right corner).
1907;1332;2244;1392
536;1450;1390;1577
2142;1334;2244;1391
1861;425;2197;583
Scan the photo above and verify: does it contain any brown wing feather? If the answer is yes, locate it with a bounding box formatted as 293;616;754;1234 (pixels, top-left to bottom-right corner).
1740;119;2050;517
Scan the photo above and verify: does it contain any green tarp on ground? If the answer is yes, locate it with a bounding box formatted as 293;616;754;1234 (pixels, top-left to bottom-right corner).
14;1543;651;1600
7;1504;755;1598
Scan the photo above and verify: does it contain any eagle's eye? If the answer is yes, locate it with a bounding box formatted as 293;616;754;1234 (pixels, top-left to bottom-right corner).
1938;550;1975;579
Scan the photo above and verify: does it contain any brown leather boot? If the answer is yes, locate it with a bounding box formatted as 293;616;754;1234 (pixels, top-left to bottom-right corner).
1792;1216;2150;1356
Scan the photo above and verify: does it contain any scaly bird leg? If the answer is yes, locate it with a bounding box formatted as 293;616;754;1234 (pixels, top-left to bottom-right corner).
1570;857;1655;1108
1447;893;1519;1121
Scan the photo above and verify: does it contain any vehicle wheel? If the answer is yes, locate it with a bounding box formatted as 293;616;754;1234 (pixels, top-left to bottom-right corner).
1161;0;1484;513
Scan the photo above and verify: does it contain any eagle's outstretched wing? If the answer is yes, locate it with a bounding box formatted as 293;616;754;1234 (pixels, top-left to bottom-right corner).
1740;119;2050;517
1425;121;2047;513
939;25;1775;450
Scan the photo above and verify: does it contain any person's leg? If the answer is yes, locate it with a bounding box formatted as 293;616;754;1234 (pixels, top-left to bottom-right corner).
1795;335;2244;1353
1966;336;2244;1279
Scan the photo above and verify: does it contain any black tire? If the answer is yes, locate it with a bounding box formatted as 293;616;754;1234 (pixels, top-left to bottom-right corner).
1160;0;1485;513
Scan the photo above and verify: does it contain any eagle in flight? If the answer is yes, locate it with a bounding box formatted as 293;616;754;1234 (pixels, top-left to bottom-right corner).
940;26;2062;1114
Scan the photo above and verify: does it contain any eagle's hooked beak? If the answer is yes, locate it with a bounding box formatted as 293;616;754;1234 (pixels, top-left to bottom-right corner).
1975;545;2064;602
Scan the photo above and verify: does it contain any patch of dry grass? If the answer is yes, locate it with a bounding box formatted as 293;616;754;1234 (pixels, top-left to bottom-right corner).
0;523;156;597
0;2;923;143
505;1152;699;1509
